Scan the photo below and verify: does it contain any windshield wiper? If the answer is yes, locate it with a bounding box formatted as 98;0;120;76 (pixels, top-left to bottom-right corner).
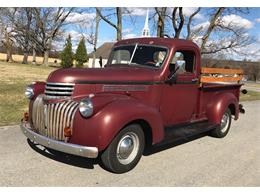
128;43;138;65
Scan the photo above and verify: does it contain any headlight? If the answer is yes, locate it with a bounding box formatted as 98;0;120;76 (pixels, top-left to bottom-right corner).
79;98;93;118
25;85;34;99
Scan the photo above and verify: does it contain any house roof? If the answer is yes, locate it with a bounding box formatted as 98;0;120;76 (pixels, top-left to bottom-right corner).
88;42;115;59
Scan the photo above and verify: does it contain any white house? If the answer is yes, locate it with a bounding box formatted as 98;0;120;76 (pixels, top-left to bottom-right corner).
88;42;114;68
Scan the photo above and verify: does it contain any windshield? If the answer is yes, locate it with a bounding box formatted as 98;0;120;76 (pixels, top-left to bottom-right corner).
107;44;168;68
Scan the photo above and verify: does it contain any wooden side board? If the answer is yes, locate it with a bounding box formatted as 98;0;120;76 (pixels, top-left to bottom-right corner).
200;67;244;83
201;67;244;74
200;75;244;83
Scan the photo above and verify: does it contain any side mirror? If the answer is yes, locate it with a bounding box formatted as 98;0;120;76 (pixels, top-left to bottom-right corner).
166;60;186;84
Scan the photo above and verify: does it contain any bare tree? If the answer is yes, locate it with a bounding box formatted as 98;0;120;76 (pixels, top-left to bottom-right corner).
167;7;253;58
96;8;122;41
200;8;225;53
155;7;167;37
0;8;16;62
11;8;33;64
186;8;201;40
31;8;74;65
172;7;184;38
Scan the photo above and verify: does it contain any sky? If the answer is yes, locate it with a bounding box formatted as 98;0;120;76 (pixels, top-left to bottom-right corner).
57;7;260;61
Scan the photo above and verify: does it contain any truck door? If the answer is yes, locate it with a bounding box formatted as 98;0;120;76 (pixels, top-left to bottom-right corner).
160;50;199;126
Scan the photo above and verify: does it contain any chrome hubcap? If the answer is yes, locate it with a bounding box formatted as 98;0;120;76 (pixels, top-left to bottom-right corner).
116;132;139;165
220;112;230;133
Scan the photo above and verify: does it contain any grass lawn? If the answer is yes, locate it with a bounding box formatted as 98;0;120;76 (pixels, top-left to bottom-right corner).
240;90;260;102
0;61;56;126
0;61;260;126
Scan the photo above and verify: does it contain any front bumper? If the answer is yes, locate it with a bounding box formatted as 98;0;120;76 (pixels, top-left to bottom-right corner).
20;123;98;158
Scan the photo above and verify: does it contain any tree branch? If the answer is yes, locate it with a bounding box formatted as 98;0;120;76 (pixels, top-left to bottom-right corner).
96;8;117;29
200;7;225;52
186;7;201;40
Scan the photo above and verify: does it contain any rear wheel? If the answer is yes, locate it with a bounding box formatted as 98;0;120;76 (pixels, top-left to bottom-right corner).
210;108;232;138
100;124;145;174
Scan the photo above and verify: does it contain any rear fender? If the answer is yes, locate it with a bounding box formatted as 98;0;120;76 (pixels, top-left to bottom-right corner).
206;92;239;125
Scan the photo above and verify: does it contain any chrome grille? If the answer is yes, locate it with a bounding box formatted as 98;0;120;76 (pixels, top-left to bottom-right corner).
31;94;78;141
44;82;75;99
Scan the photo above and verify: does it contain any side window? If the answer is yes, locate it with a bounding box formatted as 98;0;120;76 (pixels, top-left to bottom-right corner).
171;50;195;73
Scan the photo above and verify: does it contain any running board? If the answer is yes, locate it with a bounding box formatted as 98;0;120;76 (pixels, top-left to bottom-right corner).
144;121;218;156
163;121;218;143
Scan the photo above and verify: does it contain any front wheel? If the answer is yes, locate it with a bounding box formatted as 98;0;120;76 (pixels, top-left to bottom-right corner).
210;108;232;138
100;124;145;173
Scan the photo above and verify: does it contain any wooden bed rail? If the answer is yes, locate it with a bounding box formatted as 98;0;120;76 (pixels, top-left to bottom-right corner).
200;67;244;83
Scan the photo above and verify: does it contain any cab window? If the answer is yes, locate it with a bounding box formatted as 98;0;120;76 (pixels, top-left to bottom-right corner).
170;50;195;73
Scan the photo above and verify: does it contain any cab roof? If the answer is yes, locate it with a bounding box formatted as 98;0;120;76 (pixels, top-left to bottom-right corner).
114;37;200;50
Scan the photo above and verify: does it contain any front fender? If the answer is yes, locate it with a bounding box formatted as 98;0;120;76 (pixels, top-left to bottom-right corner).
206;92;239;125
70;97;164;151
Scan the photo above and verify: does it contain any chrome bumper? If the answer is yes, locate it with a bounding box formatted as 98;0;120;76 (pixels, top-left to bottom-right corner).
20;123;98;158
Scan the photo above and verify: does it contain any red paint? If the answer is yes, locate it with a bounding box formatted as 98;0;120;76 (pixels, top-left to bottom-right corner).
28;38;242;151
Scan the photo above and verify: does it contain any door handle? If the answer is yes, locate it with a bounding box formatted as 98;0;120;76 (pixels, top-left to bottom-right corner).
191;78;199;82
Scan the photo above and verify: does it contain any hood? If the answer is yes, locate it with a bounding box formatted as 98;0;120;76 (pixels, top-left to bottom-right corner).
47;66;160;84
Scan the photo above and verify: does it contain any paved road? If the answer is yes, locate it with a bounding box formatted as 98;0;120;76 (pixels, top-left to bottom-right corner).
0;101;259;186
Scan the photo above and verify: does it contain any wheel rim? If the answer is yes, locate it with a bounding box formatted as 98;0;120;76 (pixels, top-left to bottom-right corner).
220;112;230;133
116;132;140;165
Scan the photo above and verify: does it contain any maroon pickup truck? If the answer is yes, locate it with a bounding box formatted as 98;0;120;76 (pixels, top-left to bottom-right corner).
21;38;245;173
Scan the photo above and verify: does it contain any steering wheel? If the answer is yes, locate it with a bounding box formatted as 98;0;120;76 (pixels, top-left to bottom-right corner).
144;61;156;66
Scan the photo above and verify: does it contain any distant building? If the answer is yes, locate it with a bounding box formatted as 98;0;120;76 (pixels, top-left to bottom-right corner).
141;9;150;37
88;42;114;68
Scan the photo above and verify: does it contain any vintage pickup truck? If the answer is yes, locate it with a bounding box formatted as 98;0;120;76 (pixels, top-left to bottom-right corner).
21;38;245;173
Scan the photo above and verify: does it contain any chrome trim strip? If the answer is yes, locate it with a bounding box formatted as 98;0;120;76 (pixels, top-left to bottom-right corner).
46;82;75;86
44;91;73;95
44;82;75;99
44;95;71;100
45;86;74;90
20;123;98;158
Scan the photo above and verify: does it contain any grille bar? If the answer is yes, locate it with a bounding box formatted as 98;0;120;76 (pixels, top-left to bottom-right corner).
45;86;74;91
45;91;73;95
45;82;75;99
46;82;75;86
31;95;78;141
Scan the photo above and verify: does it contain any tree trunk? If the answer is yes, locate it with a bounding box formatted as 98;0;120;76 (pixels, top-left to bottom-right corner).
22;52;29;64
92;9;100;68
32;44;36;64
6;49;14;62
155;8;167;37
96;8;122;41
22;8;32;65
43;50;49;66
116;7;122;41
43;40;51;66
4;28;14;62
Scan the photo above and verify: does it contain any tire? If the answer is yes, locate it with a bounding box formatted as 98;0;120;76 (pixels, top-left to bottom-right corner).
100;124;145;174
210;108;232;138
